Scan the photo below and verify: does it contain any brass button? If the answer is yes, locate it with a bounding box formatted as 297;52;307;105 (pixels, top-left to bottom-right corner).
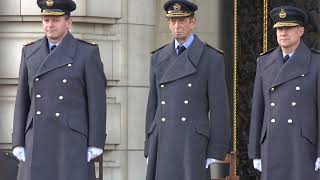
59;96;64;100
160;84;165;88
184;100;189;104
55;113;60;117
291;102;296;106
35;78;39;82
67;64;72;67
271;119;276;123
301;74;305;77
36;111;41;115
161;101;166;105
288;119;293;124
187;83;192;87
161;118;166;122
295;86;301;91
270;102;276;107
271;87;275;91
181;117;186;122
36;94;41;98
63;79;67;83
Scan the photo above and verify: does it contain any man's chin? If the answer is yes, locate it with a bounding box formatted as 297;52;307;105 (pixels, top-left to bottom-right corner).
279;41;291;47
46;34;56;39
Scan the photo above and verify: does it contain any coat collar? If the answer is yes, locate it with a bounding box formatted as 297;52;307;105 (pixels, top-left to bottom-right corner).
263;42;311;88
153;35;205;84
35;32;77;77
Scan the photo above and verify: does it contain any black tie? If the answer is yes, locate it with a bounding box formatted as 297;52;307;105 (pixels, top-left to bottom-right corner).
177;45;186;56
283;54;290;63
50;45;57;52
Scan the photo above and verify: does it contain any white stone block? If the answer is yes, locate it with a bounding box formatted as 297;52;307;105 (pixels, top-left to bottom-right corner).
0;96;15;143
102;150;125;180
0;37;25;78
0;0;20;15
21;0;39;15
127;25;154;86
112;40;122;81
92;39;113;80
128;151;147;180
87;0;121;18
73;0;86;16
194;0;220;33
128;0;156;25
127;87;149;149
106;86;128;150
106;103;121;145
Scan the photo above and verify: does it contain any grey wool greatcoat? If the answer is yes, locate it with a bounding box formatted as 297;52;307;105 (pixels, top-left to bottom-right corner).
12;32;107;180
248;42;320;180
144;35;230;180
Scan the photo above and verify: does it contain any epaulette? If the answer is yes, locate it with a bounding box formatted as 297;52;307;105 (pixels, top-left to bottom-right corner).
311;49;320;54
77;38;98;46
259;47;277;56
205;42;224;54
151;44;168;54
23;40;38;46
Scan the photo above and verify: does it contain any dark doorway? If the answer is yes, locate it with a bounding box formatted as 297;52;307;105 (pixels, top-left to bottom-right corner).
222;0;320;179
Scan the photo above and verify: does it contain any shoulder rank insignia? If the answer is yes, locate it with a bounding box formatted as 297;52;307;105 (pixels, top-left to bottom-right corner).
151;43;168;54
23;40;38;46
311;49;320;54
77;38;97;46
259;47;277;56
205;42;224;54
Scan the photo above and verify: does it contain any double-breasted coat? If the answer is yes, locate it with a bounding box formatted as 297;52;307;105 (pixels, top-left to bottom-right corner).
144;35;230;180
248;42;320;180
12;32;107;180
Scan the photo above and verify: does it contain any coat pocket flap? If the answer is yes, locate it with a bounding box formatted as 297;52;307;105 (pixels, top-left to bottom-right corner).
301;128;316;145
147;122;157;135
24;117;33;133
195;124;210;139
260;124;267;143
67;118;88;137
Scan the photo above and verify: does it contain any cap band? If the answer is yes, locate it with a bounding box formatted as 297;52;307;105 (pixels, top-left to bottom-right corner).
166;11;193;17
41;9;65;16
273;22;301;28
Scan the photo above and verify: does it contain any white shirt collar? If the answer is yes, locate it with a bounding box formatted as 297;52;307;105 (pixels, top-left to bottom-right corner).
282;52;294;58
174;33;195;52
48;41;60;50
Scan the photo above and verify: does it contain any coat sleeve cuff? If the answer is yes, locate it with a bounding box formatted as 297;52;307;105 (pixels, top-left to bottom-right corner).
88;134;107;149
207;144;230;160
12;134;25;149
144;140;149;158
248;143;261;159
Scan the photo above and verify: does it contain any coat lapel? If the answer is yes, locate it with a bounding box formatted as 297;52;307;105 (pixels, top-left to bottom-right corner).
261;47;283;85
25;38;50;80
156;35;204;84
36;33;76;77
271;42;311;87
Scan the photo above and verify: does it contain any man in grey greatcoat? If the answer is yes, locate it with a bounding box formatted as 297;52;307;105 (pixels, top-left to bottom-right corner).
144;0;230;179
248;6;320;180
11;0;107;180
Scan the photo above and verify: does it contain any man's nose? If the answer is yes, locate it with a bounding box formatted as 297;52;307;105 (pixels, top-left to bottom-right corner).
47;20;53;26
174;22;180;28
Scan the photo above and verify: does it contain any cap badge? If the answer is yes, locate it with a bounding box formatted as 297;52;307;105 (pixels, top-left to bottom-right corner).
173;3;181;11
279;9;287;19
46;0;54;7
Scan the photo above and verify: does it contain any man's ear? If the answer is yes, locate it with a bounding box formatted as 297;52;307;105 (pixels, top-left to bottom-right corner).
299;26;305;37
67;18;73;29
